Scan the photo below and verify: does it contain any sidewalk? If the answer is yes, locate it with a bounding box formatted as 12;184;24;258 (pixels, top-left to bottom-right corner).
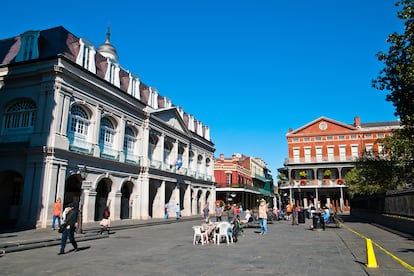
0;216;200;254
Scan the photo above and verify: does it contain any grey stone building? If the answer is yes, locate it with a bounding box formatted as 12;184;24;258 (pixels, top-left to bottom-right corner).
0;26;215;229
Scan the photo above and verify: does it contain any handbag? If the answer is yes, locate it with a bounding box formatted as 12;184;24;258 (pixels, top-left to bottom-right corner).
58;223;67;233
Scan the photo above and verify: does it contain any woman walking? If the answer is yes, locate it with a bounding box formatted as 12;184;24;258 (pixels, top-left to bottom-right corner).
258;199;268;235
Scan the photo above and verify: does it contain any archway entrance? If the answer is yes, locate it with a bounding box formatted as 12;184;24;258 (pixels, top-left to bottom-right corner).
64;174;82;208
0;171;23;227
95;178;112;221
120;181;133;219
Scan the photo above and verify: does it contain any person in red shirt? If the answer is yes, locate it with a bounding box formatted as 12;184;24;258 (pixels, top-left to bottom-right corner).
52;198;62;231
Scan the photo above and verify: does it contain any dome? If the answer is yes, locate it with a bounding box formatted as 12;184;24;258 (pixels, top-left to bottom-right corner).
98;26;118;62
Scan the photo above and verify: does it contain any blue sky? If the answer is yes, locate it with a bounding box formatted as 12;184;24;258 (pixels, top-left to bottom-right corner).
2;1;403;173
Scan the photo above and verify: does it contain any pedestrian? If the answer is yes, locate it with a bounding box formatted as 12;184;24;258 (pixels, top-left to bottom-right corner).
165;203;169;219
286;202;293;221
58;203;78;255
258;199;268;235
291;204;299;225
52;197;62;231
227;204;235;223
175;203;180;219
203;203;209;222
215;204;223;222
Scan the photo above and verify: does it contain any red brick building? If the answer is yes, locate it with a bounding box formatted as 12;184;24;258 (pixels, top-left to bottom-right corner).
214;153;274;210
279;116;400;211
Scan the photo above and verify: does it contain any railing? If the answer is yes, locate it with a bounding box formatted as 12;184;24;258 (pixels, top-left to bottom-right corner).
100;147;119;161
125;153;141;165
284;155;358;164
278;179;346;188
68;138;94;155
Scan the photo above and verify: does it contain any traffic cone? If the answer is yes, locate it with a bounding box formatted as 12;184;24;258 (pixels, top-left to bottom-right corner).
366;238;379;268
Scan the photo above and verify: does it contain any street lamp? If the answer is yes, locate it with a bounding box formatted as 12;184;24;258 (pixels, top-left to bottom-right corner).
77;165;88;234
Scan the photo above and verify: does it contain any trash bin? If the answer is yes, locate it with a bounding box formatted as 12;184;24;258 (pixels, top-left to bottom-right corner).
298;209;306;224
312;212;322;230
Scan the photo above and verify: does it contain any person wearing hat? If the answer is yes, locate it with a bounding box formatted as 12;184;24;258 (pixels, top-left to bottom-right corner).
258;199;268;235
58;203;78;255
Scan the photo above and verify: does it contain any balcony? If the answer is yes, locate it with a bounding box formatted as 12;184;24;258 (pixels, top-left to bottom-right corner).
278;179;346;188
284;155;358;165
125;153;141;165
68;138;94;155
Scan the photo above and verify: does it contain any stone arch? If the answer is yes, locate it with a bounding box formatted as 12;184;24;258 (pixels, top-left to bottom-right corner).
64;173;82;207
120;181;134;219
94;177;112;221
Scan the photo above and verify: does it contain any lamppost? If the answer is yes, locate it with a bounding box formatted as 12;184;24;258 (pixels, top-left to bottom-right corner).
77;165;88;234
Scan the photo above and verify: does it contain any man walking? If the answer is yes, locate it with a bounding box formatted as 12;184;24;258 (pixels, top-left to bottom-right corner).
58;203;78;255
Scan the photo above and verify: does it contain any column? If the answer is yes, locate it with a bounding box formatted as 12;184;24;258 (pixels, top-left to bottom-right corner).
82;187;96;223
92;105;102;158
118;117;127;162
182;183;191;216
153;180;165;219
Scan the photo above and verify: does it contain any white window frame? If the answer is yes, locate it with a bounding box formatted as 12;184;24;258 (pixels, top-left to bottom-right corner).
3;99;36;135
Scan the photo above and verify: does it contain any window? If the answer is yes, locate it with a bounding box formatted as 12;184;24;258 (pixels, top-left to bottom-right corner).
75;38;96;73
378;144;384;155
69;105;89;136
338;135;345;140
304;147;311;162
315;136;322;142
99;117;115;146
3;100;36;133
293;148;300;163
148;134;158;159
164;140;173;165
292;138;300;143
128;75;140;99
327;146;334;161
124;126;136;153
365;134;372;139
350;134;357;139
304;137;310;142
226;173;232;185
105;61;120;87
339;145;346;161
16;31;40;61
365;144;373;154
327;136;333;141
377;133;385;138
316;147;322;162
351;145;359;159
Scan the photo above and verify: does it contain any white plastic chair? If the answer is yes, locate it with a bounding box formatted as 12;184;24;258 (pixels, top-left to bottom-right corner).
192;226;208;245
214;222;233;245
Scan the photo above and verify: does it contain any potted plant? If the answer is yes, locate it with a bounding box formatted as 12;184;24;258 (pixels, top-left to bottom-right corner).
299;170;307;179
300;179;306;185
323;169;332;179
337;178;343;185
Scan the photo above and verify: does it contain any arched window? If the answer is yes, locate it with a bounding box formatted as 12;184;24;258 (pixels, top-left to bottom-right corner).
99;117;115;146
164;140;173;165
3;99;36;133
123;126;136;153
148;133;158;160
69;105;89;137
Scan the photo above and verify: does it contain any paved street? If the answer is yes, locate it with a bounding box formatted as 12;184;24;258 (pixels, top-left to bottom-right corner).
1;215;414;276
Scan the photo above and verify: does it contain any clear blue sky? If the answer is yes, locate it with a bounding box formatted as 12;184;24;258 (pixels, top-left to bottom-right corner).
2;0;403;173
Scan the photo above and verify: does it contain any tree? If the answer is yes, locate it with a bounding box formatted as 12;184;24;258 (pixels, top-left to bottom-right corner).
345;153;401;195
372;0;414;136
371;0;414;189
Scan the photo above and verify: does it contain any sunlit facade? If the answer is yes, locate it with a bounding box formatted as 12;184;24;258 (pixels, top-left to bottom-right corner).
0;26;215;229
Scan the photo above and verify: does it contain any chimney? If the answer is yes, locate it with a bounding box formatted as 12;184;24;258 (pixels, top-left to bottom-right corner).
354;116;361;128
220;154;224;161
